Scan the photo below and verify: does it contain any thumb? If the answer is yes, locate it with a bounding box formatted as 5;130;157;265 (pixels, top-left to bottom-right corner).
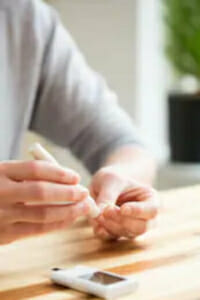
96;180;126;208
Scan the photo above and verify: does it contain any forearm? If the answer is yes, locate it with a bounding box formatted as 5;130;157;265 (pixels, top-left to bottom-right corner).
103;145;157;185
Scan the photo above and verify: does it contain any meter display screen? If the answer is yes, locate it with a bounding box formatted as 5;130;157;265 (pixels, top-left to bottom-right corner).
80;271;126;285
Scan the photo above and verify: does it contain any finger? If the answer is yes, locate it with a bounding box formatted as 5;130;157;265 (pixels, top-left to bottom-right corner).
0;160;80;184
96;189;118;207
101;207;147;238
95;174;128;207
120;199;159;220
6;201;90;224
118;186;155;205
102;206;121;222
2;182;88;204
96;185;125;209
92;211;122;240
121;218;148;237
94;226;115;241
98;215;122;238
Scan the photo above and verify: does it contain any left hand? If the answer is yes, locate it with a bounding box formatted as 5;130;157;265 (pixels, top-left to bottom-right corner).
90;165;159;240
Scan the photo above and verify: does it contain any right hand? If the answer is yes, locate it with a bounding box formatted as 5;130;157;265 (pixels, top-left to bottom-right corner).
0;160;89;245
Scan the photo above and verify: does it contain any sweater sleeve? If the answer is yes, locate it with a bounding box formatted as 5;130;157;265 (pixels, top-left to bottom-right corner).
30;1;144;173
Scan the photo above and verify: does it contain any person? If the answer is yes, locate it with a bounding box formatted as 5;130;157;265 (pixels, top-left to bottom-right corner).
0;0;158;245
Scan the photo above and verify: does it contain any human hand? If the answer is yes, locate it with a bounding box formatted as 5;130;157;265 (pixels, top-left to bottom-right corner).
0;160;89;244
90;165;159;240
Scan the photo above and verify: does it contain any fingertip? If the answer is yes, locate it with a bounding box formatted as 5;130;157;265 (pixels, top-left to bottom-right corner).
69;177;80;185
103;205;118;219
83;189;90;199
150;204;159;219
96;227;113;241
103;208;111;218
120;204;131;216
121;203;142;217
77;187;89;201
73;173;81;184
83;202;91;215
97;215;106;226
99;203;109;211
72;200;90;220
64;169;81;184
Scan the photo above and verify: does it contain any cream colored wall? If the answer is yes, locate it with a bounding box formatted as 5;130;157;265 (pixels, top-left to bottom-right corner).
22;0;137;185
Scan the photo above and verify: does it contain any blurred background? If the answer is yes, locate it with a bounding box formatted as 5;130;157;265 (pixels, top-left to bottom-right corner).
23;0;200;190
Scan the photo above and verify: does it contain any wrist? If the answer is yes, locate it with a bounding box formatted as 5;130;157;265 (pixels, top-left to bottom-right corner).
102;145;157;185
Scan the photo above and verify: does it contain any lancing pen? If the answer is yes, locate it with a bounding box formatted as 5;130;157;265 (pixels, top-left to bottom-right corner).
29;143;100;218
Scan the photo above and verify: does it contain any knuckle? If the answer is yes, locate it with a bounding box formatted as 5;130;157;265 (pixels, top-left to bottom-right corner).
57;169;68;180
31;182;47;201
38;208;50;223
68;186;88;201
66;186;75;200
0;209;8;224
98;167;116;181
27;161;41;177
0;162;11;177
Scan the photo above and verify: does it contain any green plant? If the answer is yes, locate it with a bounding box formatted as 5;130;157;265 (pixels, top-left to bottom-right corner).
163;0;200;79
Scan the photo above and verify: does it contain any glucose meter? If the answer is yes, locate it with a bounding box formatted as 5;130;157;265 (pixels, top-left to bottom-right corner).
51;265;138;299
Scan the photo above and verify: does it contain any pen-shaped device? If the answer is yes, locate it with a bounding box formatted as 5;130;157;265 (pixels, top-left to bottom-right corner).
29;143;100;218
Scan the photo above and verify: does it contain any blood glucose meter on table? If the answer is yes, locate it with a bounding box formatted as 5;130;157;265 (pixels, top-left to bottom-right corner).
51;265;138;299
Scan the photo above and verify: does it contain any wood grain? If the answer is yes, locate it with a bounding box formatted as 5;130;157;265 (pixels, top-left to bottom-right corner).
1;185;200;300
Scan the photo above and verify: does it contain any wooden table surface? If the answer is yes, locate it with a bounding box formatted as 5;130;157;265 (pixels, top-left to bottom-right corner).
1;185;200;300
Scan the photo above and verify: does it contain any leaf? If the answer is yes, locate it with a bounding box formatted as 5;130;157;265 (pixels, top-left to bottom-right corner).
162;0;200;78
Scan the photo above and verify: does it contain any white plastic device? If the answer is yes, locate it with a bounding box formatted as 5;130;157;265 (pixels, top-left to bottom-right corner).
51;265;138;299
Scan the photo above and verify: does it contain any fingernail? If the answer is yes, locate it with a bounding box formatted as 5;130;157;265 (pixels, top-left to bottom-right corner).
78;201;90;214
69;173;81;183
78;186;89;198
63;168;80;182
103;206;114;218
71;174;80;183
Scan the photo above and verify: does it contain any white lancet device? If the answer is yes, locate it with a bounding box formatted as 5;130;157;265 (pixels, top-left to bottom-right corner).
51;266;138;299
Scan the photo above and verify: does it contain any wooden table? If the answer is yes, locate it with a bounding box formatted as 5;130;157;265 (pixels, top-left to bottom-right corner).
1;186;200;300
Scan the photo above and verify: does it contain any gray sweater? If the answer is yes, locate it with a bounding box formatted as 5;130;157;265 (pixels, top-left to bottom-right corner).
0;0;141;173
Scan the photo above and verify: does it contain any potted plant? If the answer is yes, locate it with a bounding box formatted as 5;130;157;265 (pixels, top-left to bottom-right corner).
163;0;200;162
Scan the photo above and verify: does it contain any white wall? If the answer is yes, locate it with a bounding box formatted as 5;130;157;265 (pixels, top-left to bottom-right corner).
48;0;137;117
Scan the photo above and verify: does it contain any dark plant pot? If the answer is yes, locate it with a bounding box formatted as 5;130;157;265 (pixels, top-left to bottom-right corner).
169;93;200;162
